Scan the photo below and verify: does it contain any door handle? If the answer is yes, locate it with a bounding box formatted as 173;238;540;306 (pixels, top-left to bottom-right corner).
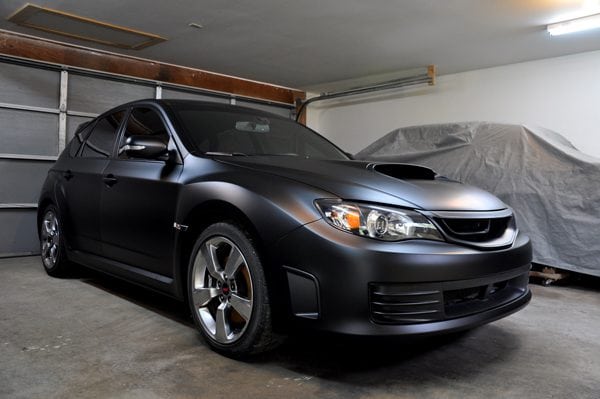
63;170;74;180
103;174;118;187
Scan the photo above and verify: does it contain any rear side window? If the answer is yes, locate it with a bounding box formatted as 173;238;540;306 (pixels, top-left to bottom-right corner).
81;111;125;158
118;107;169;159
69;121;94;157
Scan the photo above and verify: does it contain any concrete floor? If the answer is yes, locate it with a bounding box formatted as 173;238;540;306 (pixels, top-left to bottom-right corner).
1;257;599;399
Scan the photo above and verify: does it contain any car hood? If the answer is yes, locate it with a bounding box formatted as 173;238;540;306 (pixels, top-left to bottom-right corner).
216;156;507;211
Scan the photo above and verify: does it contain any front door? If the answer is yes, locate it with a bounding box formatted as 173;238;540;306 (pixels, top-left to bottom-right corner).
100;107;182;277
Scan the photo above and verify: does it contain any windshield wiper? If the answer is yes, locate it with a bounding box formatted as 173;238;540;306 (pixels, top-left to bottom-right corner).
255;153;300;157
204;151;248;157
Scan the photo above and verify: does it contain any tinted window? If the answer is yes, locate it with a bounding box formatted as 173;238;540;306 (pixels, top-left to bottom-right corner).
81;111;125;158
69;121;94;157
118;108;169;159
171;106;348;160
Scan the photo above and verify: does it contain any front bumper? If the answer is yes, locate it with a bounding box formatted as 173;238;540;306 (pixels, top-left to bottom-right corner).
274;219;532;336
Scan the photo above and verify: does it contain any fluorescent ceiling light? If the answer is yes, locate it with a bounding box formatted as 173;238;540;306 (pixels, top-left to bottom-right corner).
547;13;600;36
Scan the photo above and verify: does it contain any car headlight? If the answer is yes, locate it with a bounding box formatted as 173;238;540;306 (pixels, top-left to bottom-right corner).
314;199;444;242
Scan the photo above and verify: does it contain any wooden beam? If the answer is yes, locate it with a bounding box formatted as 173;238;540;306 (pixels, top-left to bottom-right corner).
427;65;436;86
0;30;304;105
293;93;307;125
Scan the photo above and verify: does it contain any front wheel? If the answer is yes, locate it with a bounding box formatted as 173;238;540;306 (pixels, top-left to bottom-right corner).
187;222;281;357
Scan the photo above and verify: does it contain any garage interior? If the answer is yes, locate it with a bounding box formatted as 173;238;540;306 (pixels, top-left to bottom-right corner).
1;1;599;398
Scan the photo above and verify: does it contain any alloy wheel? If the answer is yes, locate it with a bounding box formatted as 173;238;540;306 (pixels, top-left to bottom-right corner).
191;236;254;344
41;210;60;269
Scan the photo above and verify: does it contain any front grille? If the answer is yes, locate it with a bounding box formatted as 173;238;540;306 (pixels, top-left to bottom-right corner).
435;216;511;242
369;273;529;325
417;209;518;249
443;276;526;318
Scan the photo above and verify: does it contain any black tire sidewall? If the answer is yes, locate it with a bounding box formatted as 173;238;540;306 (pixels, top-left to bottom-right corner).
186;222;271;356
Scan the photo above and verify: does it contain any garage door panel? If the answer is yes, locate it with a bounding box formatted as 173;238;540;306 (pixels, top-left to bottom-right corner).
68;74;154;114
0;160;52;203
235;99;292;118
67;115;94;143
0;62;59;109
162;88;229;103
0;59;296;256
0;210;38;256
0;109;59;156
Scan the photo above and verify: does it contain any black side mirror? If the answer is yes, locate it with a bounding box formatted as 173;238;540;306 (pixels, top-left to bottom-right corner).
120;135;168;159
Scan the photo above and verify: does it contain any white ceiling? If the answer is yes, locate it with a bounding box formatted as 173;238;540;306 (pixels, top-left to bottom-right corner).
2;0;600;89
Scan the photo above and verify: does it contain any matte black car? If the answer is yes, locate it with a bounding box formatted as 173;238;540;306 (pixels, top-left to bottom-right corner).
38;99;532;356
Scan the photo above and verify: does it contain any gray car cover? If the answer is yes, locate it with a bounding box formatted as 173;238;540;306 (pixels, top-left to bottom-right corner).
355;122;600;277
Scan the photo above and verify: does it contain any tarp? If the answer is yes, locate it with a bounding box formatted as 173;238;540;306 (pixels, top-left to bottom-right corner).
355;122;600;277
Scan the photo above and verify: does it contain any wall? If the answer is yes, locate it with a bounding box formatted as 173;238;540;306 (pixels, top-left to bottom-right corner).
307;50;600;157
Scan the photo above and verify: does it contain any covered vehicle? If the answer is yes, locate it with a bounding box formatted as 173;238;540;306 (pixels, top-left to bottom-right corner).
356;122;600;277
38;102;531;357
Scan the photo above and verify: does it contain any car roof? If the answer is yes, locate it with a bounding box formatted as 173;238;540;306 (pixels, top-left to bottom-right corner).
113;98;290;119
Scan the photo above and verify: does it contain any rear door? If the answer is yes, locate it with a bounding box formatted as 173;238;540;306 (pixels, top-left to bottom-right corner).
61;110;126;255
100;106;183;277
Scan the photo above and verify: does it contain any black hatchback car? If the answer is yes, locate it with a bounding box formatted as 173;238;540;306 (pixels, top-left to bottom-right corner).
38;99;532;356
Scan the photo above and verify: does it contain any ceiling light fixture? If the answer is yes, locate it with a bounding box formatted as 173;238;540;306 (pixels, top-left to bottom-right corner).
547;12;600;36
7;4;166;49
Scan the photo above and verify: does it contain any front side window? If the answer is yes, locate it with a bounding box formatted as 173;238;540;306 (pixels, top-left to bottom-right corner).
81;111;125;158
118;108;170;159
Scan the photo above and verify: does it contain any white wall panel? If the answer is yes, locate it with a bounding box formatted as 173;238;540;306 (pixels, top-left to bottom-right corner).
309;50;600;158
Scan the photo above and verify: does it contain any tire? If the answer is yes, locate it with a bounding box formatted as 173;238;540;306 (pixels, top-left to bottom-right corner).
187;221;281;357
39;205;71;277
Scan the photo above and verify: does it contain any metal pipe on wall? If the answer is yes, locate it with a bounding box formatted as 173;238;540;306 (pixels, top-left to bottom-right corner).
295;65;436;122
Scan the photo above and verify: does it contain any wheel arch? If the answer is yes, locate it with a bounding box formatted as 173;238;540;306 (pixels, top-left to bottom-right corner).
176;198;297;332
177;200;266;298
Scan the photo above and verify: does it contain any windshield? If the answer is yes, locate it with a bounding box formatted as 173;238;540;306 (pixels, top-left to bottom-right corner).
170;105;349;160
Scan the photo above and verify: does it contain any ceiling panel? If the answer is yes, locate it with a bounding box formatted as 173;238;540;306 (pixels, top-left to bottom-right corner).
1;0;600;88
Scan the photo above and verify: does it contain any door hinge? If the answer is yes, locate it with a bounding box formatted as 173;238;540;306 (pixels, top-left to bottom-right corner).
173;222;189;232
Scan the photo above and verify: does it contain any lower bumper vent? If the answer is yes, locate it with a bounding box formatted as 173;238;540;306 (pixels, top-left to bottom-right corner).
370;287;443;324
369;272;529;325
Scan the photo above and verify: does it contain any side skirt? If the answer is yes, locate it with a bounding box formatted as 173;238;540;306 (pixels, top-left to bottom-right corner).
67;249;182;300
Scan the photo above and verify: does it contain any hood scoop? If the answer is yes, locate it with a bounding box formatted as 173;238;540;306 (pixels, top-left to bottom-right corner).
371;163;436;180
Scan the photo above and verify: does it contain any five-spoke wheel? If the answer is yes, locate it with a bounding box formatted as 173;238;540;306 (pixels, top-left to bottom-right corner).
191;236;253;344
41;210;60;269
39;205;71;276
187;222;280;357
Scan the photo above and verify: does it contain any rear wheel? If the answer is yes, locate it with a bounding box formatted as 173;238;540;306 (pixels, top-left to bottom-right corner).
40;205;71;277
187;222;281;357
